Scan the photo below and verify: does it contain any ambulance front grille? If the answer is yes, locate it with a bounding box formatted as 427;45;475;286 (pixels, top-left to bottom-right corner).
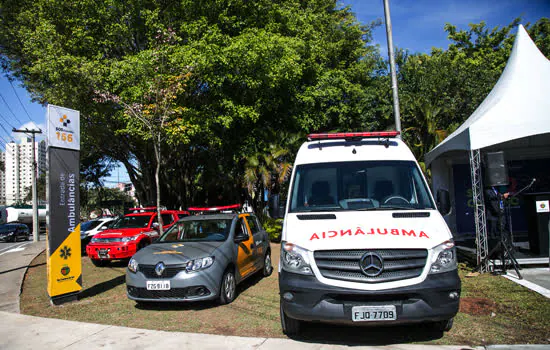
314;249;428;284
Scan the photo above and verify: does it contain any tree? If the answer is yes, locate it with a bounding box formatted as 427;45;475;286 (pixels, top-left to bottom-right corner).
397;18;550;163
0;0;382;207
94;28;193;233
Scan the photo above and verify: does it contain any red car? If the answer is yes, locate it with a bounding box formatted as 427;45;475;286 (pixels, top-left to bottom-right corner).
86;208;189;266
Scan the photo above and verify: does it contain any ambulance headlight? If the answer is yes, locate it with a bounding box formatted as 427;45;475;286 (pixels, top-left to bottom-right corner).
281;241;313;275
429;240;457;274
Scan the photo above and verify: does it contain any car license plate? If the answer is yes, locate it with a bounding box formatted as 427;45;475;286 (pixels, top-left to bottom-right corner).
98;249;109;259
352;305;396;322
146;280;170;290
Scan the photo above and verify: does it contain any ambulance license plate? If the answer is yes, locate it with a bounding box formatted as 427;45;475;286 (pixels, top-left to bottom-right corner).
146;280;170;290
352;305;396;322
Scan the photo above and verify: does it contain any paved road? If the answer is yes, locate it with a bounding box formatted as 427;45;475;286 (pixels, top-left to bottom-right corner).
0;237;46;313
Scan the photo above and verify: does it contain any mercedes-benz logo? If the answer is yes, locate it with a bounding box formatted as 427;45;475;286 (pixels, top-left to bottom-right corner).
155;262;165;277
359;252;384;277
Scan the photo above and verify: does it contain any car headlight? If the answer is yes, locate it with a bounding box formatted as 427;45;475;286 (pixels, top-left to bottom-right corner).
90;236;99;243
281;241;313;275
121;235;140;243
186;257;214;272
429;240;457;274
128;258;138;273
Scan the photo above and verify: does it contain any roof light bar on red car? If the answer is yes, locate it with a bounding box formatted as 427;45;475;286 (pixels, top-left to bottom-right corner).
129;206;157;212
188;204;241;212
307;131;400;141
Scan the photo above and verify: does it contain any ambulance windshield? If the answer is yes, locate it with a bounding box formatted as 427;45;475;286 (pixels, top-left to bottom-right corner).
289;160;435;212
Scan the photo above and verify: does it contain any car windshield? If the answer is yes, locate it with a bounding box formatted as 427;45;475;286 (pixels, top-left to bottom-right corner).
111;215;152;229
81;220;102;231
158;219;233;242
289;160;435;212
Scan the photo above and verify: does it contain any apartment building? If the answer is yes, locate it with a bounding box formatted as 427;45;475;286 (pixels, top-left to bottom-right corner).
3;138;46;205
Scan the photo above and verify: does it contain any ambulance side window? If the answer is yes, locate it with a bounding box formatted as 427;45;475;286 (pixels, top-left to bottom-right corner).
161;213;174;225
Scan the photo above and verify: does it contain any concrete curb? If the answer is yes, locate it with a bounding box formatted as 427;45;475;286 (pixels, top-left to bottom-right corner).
0;311;480;350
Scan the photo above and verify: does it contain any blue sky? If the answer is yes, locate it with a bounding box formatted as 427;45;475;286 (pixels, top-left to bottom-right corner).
0;0;548;185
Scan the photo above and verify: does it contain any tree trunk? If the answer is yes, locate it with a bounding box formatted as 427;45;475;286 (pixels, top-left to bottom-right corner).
154;134;164;235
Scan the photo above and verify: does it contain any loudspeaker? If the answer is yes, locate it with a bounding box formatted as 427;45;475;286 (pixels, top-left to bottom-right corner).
485;151;508;186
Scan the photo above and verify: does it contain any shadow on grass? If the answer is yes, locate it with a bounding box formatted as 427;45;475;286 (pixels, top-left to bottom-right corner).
80;275;126;299
289;322;445;345
132;271;270;312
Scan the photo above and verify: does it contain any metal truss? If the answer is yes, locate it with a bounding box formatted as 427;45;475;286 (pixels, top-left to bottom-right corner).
469;149;489;272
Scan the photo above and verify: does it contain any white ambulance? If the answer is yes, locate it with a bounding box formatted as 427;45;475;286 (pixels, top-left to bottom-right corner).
271;131;460;335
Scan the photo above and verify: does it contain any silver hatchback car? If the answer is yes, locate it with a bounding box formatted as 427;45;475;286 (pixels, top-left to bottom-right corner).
126;210;272;304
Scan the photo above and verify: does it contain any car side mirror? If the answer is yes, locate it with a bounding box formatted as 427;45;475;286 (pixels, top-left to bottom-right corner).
234;233;248;243
437;189;451;216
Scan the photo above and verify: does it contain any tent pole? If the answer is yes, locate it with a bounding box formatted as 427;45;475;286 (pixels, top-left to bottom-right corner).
470;149;489;272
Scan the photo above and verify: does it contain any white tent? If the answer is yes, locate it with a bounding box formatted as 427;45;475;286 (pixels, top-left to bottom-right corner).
425;25;550;270
425;24;550;166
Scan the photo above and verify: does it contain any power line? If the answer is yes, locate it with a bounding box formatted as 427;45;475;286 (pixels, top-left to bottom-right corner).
8;80;34;124
0;92;23;125
0;110;17;143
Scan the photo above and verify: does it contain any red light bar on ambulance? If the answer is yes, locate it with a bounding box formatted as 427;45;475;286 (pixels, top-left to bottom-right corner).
307;131;400;141
188;204;241;212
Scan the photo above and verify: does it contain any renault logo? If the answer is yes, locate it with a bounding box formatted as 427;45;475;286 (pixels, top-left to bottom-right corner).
155;262;165;277
359;252;384;277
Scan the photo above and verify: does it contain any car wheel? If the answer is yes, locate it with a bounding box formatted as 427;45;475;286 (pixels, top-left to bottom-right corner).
263;251;273;277
219;269;236;305
91;259;108;267
11;234;17;243
433;318;454;332
280;301;301;336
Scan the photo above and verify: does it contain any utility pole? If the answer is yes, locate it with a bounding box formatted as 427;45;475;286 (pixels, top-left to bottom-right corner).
383;0;402;138
12;128;42;242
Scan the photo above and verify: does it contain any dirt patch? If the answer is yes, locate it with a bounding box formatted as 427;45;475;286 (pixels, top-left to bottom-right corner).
459;297;497;316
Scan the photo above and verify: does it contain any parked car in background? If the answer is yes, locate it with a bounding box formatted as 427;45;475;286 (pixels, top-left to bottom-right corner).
80;217;118;253
0;223;30;242
126;205;273;304
86;208;189;266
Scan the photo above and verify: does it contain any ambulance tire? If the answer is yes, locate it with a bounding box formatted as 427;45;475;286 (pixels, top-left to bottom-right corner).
262;251;273;277
219;269;236;305
280;302;301;336
433;318;454;332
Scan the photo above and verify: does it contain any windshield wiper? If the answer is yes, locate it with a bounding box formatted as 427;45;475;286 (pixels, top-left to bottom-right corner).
356;206;416;211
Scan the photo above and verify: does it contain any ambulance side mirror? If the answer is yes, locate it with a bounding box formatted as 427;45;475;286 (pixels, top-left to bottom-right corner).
437;189;451;216
269;195;283;219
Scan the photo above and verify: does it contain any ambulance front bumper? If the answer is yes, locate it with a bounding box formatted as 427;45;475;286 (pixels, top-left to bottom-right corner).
279;270;460;326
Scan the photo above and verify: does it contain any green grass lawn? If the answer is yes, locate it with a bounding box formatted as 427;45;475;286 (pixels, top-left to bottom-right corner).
20;244;550;346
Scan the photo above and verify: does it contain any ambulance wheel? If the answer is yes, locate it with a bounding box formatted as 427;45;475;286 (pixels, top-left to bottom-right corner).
263;251;273;277
433;318;454;332
280;302;301;336
91;259;108;267
219;269;236;305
